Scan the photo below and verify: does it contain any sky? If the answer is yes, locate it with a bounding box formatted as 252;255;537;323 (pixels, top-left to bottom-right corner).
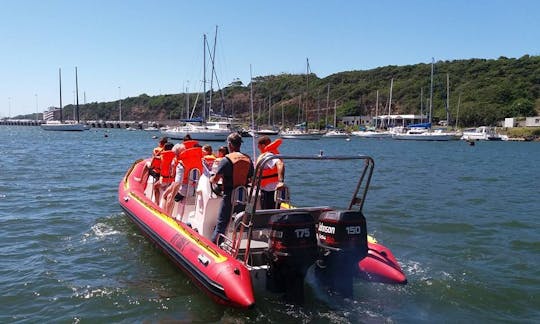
1;0;539;118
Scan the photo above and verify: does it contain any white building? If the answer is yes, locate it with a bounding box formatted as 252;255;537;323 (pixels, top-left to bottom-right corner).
504;117;540;128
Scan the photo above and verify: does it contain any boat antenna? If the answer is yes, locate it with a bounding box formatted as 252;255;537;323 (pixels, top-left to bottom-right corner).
75;66;80;123
202;34;207;122
59;68;63;123
250;64;257;161
429;57;434;126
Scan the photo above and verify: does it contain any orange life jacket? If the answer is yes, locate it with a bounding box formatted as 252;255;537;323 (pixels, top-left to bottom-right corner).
177;147;203;183
159;150;176;184
256;139;282;187
202;154;216;171
149;146;164;173
226;152;252;188
263;138;282;154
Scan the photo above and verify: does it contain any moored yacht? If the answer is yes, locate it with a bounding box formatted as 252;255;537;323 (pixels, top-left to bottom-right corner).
461;126;506;141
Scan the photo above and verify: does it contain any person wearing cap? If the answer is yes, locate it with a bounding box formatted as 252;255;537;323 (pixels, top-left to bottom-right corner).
210;132;254;243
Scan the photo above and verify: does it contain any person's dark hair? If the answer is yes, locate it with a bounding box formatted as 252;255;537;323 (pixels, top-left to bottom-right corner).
159;137;168;145
257;135;271;146
218;146;229;155
202;144;213;154
227;132;243;148
164;142;174;150
183;134;192;141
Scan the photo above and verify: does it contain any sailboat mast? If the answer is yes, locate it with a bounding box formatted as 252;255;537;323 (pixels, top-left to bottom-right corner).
305;58;310;131
208;25;218;116
388;78;393;128
268;95;271;126
59;68;63;123
325;84;330;128
333;100;337;128
420;87;424;123
456;93;461;129
429;58;434;125
202;34;207;122
446;73;450;125
75;66;80;123
375;90;379;129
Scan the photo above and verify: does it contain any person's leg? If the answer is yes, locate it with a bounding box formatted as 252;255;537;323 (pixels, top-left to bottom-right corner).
211;194;232;243
261;190;276;209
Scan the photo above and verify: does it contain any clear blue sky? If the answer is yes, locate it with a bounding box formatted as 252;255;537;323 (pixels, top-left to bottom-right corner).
1;0;539;118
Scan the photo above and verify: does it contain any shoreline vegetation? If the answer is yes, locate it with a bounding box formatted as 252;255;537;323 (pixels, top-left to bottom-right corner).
10;55;540;131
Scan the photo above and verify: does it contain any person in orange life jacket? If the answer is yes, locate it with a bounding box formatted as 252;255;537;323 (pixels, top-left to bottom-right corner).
141;136;168;185
170;139;201;203
162;144;203;215
201;144;216;172
164;134;199;203
153;142;175;204
211;145;229;174
172;134;196;157
256;136;285;209
210;133;254;243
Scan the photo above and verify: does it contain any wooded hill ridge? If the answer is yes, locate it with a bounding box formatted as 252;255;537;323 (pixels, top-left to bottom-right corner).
55;55;540;128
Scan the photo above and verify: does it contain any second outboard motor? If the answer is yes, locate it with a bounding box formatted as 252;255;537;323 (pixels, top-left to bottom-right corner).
316;210;368;297
266;212;317;303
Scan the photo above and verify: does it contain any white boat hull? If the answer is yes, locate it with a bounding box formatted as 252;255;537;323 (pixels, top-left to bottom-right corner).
161;129;230;141
40;122;85;131
351;131;392;138
460;126;505;141
161;122;232;141
322;130;349;138
392;133;459;141
280;133;321;140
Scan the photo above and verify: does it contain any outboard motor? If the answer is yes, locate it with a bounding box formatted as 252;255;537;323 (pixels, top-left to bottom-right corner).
266;212;317;303
316;210;368;297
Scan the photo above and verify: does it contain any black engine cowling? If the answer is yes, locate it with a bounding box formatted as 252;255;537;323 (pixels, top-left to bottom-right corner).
265;212;317;302
316;210;368;297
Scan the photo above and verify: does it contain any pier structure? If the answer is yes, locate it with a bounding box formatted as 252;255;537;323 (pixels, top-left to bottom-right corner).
0;119;169;129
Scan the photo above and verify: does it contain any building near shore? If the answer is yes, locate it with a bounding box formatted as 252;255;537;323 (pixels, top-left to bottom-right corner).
504;116;540;128
342;114;429;129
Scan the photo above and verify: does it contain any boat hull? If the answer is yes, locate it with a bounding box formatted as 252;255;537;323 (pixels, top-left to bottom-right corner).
392;133;458;141
280;132;321;140
41;122;85;131
161;129;230;141
118;160;255;308
351;131;392;138
358;241;407;284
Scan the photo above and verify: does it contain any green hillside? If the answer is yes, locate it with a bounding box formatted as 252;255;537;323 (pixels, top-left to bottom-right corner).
57;55;540;128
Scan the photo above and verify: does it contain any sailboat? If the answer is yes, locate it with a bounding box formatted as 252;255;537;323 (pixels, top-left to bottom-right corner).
323;100;349;138
392;59;459;141
352;86;392;138
41;68;85;131
280;58;321;140
255;95;280;135
161;30;232;141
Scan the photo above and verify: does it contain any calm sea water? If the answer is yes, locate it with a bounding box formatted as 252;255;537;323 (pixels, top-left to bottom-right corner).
1;126;538;323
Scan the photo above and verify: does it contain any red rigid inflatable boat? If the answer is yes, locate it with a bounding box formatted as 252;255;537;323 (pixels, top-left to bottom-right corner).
119;160;255;308
118;153;406;308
